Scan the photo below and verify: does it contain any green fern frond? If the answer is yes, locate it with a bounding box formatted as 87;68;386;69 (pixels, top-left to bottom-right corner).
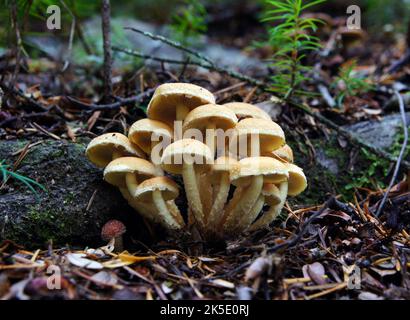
262;0;326;99
170;0;207;46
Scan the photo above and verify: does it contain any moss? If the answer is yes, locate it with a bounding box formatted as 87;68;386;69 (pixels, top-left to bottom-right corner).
287;133;393;204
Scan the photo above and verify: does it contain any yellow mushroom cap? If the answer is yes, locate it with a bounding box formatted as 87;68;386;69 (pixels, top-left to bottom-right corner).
103;157;163;187
284;163;307;196
161;139;214;174
230;157;288;187
234;118;285;153
133;176;179;202
263;144;294;163
211;156;238;183
147;83;215;126
86;133;145;168
223;102;271;121
128;119;173;154
262;184;281;206
183;104;238;132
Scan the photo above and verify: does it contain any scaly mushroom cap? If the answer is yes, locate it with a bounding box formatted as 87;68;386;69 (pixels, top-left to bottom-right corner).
101;220;126;241
223;102;271;121
103;157;163;187
86;133;145;168
183;104;238;132
230;157;288;187
128;118;173;154
211;156;238;183
261;184;281;205
284;163;307;196
263;144;294;163
161;139;213;174
147;83;215;126
133;176;179;202
234;118;285;153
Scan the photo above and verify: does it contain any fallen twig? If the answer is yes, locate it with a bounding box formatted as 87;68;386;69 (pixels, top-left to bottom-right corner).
267;197;336;254
10;0;22;88
0;84;49;112
66;87;156;111
124;27;214;65
101;0;113;100
60;0;75;72
375;90;409;217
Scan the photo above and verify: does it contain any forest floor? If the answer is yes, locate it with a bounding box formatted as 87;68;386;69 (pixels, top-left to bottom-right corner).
1;5;410;300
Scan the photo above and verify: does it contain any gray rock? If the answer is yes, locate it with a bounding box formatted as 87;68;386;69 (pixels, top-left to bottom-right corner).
343;113;410;150
255;100;283;121
316;149;340;175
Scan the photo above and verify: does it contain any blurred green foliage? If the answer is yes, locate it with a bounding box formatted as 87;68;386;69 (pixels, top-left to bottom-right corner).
262;0;326;99
170;0;207;46
364;0;410;31
332;60;374;107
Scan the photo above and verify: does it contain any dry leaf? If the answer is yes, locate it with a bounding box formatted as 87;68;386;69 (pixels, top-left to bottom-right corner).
245;257;271;281
210;279;235;289
302;262;327;285
91;271;118;286
66;253;103;270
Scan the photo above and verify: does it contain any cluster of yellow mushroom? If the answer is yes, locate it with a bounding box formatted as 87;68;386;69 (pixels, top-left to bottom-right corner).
86;83;307;240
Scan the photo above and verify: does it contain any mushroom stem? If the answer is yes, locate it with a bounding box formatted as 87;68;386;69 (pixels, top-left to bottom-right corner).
182;162;204;228
119;187;158;222
249;181;288;230
176;103;190;122
238;194;265;233
223;175;263;232
221;186;243;226
113;235;124;252
166;200;185;227
208;172;230;228
125;173;139;196
198;171;213;224
152;190;182;230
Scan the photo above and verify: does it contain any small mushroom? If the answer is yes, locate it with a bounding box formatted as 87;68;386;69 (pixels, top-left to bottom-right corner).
147;83;215;126
133;176;184;230
161;139;213;228
103;157;163;197
250;163;307;230
207;156;238;228
183;104;238;157
86;132;145;167
101;220;126;252
223;102;271;121
128;118;173;164
223;157;288;233
285;163;307;196
232;118;285;158
263;144;294;163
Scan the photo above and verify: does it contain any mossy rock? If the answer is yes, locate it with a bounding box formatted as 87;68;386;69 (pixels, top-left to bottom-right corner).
0;138;149;248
